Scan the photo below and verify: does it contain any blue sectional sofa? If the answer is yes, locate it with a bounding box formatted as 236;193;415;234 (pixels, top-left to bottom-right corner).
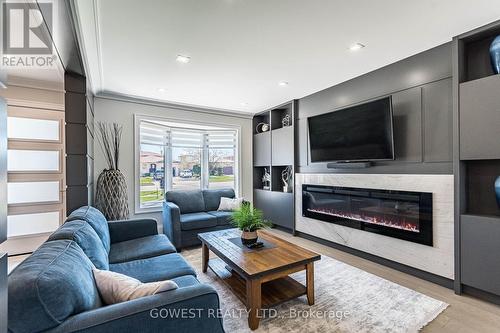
163;189;236;250
8;206;224;333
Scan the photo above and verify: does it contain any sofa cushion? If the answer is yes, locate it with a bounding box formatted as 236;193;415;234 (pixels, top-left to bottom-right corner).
8;240;101;333
170;274;200;288
202;189;235;211
180;212;217;231
109;253;196;283
207;211;233;226
217;197;243;211
67;206;111;253
92;268;178;305
165;190;205;214
48;220;109;270
108;234;176;264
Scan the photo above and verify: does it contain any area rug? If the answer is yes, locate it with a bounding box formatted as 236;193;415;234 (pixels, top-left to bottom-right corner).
182;248;448;333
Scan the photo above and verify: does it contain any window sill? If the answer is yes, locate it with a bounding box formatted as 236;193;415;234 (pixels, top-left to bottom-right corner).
135;206;163;214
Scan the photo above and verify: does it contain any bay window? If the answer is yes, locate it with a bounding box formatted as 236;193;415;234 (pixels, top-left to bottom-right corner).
136;116;239;211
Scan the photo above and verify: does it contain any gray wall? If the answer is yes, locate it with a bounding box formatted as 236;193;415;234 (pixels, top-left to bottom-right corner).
86;79;95;207
297;43;453;174
65;73;95;214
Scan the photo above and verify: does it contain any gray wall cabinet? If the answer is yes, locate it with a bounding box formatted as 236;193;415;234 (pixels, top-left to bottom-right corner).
297;118;308;167
254;190;294;230
423;79;453;162
253;132;271;166
272;126;294;166
453;19;500;300
461;215;500;295
460;75;500;160
392;87;423;163
253;101;296;233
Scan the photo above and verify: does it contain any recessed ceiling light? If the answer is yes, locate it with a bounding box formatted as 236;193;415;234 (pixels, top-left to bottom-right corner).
158;88;166;93
176;54;191;63
349;43;365;51
278;81;289;87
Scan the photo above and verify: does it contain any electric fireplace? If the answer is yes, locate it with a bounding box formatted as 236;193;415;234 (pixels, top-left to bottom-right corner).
302;184;433;246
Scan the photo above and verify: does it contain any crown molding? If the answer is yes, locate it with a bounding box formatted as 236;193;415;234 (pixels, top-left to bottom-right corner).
68;0;103;93
96;90;254;119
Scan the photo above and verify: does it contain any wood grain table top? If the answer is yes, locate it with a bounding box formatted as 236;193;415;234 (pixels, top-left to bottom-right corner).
198;228;321;278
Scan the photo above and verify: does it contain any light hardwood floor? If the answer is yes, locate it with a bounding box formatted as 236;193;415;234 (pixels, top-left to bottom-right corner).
7;230;500;332
268;229;500;333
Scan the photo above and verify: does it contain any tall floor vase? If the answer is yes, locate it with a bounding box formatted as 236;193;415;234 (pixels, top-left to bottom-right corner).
95;169;129;221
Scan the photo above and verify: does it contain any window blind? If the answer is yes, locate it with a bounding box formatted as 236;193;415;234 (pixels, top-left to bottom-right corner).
171;129;204;148
140;121;169;146
206;131;237;148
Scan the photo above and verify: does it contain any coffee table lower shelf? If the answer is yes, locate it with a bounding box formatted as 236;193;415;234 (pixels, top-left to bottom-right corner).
208;258;307;308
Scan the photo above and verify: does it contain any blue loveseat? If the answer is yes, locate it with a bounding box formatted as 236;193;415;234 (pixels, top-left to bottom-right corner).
163;189;236;250
8;206;224;333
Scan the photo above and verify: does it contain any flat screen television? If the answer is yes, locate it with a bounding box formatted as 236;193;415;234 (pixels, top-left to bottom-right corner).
308;96;394;163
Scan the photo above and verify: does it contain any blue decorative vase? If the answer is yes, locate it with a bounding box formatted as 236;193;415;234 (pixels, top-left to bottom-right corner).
490;35;500;74
495;176;500;207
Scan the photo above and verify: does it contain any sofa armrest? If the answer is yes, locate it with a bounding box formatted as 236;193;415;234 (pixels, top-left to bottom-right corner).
163;201;182;249
47;284;224;333
108;218;159;244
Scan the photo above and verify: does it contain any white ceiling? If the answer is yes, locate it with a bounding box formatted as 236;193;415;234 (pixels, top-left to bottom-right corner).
74;0;500;114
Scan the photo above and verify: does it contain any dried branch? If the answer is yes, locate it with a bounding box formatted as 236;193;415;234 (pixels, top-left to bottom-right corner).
96;121;123;170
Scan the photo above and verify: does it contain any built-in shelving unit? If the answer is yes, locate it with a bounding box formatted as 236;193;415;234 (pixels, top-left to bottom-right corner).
253;166;271;191
253;101;297;232
453;20;500;301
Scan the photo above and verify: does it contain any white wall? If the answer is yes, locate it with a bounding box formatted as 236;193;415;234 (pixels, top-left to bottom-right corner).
93;96;253;226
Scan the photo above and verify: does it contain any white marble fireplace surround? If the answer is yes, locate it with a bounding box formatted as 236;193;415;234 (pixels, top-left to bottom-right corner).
295;173;454;279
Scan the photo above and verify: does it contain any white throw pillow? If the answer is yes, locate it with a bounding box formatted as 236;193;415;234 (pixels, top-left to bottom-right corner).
217;197;243;211
93;269;178;305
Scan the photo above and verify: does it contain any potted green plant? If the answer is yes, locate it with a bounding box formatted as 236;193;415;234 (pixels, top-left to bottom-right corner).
231;203;272;245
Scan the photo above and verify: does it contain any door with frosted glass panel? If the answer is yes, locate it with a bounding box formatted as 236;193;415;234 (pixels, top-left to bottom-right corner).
0;105;65;255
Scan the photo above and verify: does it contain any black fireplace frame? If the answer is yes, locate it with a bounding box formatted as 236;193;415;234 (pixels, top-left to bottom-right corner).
302;184;433;246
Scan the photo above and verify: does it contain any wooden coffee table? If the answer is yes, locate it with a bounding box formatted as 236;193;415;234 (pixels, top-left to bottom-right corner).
198;228;321;330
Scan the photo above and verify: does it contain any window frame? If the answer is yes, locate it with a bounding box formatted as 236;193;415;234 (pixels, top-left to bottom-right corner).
134;114;241;214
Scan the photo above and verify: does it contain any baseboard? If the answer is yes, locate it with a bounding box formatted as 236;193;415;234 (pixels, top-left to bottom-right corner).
272;225;294;234
295;231;454;289
462;285;500;306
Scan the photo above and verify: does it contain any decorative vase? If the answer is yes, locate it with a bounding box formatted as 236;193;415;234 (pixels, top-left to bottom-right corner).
241;230;258;245
495;176;500;208
95;169;130;221
490;35;500;74
281;114;291;127
256;122;269;133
